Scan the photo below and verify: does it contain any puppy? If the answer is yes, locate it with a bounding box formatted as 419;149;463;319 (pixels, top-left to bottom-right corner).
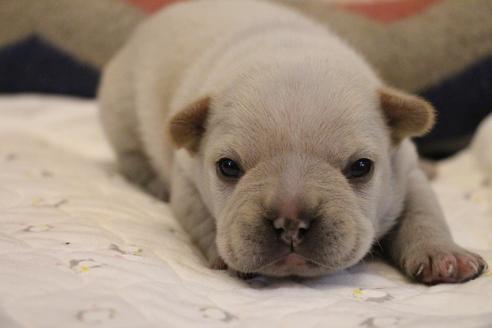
99;0;487;283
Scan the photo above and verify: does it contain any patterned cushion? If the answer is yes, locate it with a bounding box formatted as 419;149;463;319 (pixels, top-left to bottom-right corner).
279;0;492;157
0;0;490;157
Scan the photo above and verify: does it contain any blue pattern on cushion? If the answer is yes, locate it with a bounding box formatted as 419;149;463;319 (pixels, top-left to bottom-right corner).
416;54;492;157
0;35;490;158
0;36;99;98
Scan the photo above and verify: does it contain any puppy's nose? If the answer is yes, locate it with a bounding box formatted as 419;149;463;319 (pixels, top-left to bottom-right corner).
272;217;311;246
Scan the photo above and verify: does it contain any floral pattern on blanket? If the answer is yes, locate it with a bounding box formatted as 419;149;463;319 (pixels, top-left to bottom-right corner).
0;95;491;328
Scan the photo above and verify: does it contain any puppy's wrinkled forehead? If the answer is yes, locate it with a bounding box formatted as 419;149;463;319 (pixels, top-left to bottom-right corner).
209;65;387;168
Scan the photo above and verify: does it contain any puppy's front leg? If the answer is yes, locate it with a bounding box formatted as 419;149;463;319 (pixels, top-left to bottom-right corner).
170;165;226;270
384;169;487;284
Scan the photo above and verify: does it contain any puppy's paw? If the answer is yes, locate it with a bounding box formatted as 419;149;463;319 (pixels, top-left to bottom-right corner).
208;257;258;279
403;245;488;285
209;256;228;270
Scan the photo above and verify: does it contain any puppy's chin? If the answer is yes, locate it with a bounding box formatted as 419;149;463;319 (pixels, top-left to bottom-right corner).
258;227;375;278
255;253;336;278
216;212;375;278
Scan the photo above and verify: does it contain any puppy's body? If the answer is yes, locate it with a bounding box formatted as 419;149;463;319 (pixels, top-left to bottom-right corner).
99;0;486;283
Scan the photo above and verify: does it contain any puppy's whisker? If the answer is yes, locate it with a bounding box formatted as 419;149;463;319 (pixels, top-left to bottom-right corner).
300;257;334;270
253;257;288;272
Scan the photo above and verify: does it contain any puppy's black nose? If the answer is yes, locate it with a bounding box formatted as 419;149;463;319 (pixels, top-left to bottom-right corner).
272;217;311;247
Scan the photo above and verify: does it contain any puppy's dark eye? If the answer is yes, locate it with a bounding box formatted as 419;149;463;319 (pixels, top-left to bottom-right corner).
217;158;242;179
346;158;373;179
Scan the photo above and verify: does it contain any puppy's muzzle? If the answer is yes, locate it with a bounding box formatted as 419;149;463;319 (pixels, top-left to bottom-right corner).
267;198;315;249
271;216;312;248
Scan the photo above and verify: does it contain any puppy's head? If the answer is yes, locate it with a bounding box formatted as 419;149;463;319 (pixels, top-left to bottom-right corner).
169;61;434;277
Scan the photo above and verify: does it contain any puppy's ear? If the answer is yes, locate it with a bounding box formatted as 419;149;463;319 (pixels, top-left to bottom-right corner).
379;87;435;143
168;97;210;153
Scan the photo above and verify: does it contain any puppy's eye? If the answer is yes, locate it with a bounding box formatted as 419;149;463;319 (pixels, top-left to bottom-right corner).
217;158;242;179
346;158;373;179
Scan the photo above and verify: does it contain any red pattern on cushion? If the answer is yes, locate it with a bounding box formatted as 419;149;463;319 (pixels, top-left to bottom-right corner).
340;0;441;23
124;0;183;14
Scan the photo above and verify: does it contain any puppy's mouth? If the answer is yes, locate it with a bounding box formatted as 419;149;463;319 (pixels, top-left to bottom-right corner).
239;228;366;278
254;252;323;277
273;253;318;269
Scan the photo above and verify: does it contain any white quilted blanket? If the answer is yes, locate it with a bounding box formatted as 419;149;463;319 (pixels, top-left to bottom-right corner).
1;95;492;328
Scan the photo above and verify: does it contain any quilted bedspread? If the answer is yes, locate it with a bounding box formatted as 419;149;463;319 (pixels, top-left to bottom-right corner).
1;95;492;328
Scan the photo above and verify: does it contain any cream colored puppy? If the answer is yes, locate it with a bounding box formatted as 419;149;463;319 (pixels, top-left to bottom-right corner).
99;0;487;283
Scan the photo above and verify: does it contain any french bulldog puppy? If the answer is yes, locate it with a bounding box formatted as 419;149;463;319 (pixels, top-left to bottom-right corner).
99;0;487;284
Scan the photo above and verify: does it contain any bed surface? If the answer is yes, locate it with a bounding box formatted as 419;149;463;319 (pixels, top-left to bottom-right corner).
1;95;491;328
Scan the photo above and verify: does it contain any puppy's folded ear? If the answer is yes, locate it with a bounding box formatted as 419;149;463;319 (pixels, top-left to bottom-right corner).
168;97;210;153
379;87;435;143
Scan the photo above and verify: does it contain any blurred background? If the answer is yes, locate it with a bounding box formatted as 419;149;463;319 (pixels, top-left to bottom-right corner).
0;0;491;159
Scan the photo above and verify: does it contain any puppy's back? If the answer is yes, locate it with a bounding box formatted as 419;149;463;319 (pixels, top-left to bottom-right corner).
99;0;365;186
132;0;321;111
